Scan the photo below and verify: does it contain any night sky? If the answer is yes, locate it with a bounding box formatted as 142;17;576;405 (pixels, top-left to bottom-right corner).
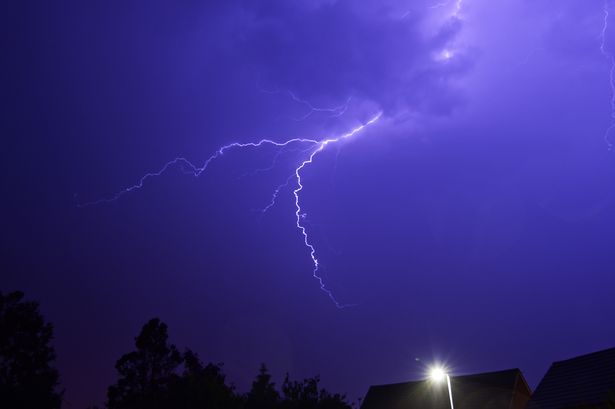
3;0;615;407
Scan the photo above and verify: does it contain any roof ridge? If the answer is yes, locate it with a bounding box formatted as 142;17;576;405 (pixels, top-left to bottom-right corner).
368;368;522;388
552;346;615;365
453;368;521;377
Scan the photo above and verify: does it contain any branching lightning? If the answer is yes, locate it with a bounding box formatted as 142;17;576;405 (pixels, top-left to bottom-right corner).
259;86;352;121
601;0;615;150
80;111;382;308
78;137;320;207
259;174;295;214
77;0;468;307
291;113;382;308
287;91;352;121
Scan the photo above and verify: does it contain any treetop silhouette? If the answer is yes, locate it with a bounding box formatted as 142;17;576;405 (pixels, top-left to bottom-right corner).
0;291;62;409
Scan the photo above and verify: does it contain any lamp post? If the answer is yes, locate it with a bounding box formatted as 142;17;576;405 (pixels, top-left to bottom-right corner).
429;366;455;409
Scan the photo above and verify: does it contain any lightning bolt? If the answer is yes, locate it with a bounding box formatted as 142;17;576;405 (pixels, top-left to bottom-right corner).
287;91;352;121
258;86;352;121
80;112;382;307
601;0;615;150
259;174;295;214
428;0;463;18
78;137;320;207
292;112;382;308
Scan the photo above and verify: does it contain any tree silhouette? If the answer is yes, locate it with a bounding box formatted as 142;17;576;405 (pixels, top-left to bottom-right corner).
246;364;280;409
170;349;242;409
105;318;354;409
0;291;62;409
107;318;182;409
281;375;351;409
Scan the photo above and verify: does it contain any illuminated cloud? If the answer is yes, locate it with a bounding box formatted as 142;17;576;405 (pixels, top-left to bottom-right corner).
195;0;473;120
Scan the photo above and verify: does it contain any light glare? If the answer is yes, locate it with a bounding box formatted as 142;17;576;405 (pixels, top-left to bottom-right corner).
429;366;447;382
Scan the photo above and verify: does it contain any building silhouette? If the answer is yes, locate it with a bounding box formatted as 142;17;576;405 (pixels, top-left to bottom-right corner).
360;368;531;409
527;347;615;409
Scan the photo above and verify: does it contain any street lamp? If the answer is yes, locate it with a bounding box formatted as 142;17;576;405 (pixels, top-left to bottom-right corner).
429;365;455;409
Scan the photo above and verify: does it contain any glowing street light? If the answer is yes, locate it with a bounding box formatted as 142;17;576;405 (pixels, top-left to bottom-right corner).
429;365;455;409
429;366;446;383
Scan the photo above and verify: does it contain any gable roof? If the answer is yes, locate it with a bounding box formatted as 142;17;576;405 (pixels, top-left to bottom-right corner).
360;368;530;409
527;347;615;409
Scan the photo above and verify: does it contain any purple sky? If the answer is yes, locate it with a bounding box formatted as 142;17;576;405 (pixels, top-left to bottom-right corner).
3;0;615;407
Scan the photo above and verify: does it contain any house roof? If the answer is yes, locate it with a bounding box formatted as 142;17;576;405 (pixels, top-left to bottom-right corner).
527;347;615;409
360;368;530;409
